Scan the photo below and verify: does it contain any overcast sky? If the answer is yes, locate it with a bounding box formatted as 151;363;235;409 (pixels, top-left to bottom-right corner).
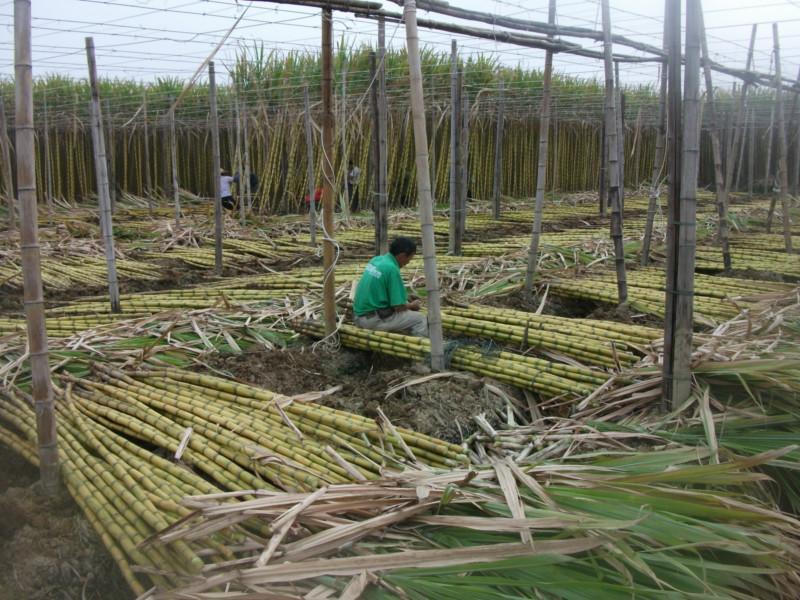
1;0;798;90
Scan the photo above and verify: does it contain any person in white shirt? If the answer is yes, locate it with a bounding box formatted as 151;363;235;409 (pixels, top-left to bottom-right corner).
220;169;235;210
347;161;362;212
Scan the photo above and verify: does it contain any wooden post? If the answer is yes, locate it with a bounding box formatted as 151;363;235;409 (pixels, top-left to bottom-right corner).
16;0;60;494
641;54;668;266
85;37;121;314
698;4;731;271
376;16;389;255
523;0;555;296
663;0;701;411
169;99;180;227
209;62;223;276
601;0;627;304
304;84;317;246
321;8;337;335
403;0;445;371
771;23;793;253
492;78;504;219
448;41;462;255
0;95;15;231
142;90;152;213
104;99;116;212
726;25;756;199
43;89;54;213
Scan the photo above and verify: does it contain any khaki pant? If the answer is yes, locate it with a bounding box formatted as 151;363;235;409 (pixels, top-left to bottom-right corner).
354;310;428;337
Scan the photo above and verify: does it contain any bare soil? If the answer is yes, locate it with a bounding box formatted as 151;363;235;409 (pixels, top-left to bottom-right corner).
0;445;132;600
209;345;507;443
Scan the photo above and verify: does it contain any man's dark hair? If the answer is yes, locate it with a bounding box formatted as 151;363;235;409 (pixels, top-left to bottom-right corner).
389;237;417;256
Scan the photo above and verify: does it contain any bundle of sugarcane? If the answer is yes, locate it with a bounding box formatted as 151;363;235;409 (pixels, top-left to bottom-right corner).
695;246;800;277
222;237;317;261
144;450;800;600
0;312;149;336
296;322;606;397
140;247;253;269
730;233;800;253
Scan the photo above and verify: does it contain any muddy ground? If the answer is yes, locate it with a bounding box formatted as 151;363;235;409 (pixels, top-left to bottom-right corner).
0;445;132;600
210;345;511;443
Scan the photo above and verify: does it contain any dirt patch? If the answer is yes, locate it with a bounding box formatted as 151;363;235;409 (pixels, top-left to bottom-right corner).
0;446;132;600
208;345;506;443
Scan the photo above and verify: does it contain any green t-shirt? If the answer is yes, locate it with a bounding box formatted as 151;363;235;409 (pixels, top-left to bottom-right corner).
353;253;408;316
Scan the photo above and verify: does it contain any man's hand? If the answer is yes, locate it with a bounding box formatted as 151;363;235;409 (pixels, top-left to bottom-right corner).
407;299;422;311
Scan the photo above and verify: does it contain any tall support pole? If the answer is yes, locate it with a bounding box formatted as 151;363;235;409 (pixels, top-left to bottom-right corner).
169;100;180;227
43;90;54;213
0;96;15;231
16;0;59;494
86;38;120;314
321;8;337;335
448;41;462;255
770;23;793;253
728;25;757;197
209;62;223;276
615;62;625;208
601;0;627;304
142;90;152;213
698;4;731;271
376;17;389;255
523;0;556;295
664;0;701;411
370;53;380;253
403;0;445;371
641;53;668;266
104;99;116;212
492;78;505;219
304;84;318;246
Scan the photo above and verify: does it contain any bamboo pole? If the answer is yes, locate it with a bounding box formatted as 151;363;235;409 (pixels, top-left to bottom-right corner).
169;100;180;227
0;95;14;231
726;25;756;200
614;62;625;208
321;8;337;335
43;89;53;213
303;84;317;246
104;99;116;212
403;0;444;371
664;0;701;411
601;0;627;304
209;62;223;276
523;0;555;296
492;78;504;219
770;23;793;253
17;0;60;493
376;17;388;255
698;4;731;271
85;38;120;314
448;41;462;255
142;90;152;213
641;54;668;266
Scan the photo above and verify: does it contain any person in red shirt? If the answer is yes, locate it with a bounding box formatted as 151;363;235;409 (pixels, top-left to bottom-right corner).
304;187;323;211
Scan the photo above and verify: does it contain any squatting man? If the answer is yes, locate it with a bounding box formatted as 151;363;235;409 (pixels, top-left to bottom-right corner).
352;237;428;337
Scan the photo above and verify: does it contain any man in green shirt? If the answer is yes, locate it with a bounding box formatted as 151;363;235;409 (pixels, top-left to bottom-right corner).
353;237;428;337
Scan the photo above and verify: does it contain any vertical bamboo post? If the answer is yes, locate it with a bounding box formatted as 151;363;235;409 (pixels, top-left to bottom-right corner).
403;0;444;371
377;17;389;255
523;0;555;296
104;99;116;212
726;25;756;199
698;4;731;271
615;62;625;208
641;53;668;266
16;0;59;494
209;62;223;276
85;37;120;314
492;78;504;219
43;89;53;213
601;0;627;304
771;23;793;253
448;41;462;255
459;84;469;241
664;0;701;411
0;96;15;231
304;84;317;246
142;90;152;213
321;8;337;335
169;99;180;227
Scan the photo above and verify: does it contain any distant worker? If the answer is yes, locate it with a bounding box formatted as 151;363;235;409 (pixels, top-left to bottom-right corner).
353;237;428;337
347;161;362;212
220;168;235;210
304;187;323;211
